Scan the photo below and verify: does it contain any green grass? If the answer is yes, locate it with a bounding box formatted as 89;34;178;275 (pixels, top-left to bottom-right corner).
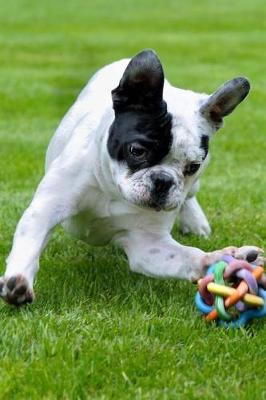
0;0;266;398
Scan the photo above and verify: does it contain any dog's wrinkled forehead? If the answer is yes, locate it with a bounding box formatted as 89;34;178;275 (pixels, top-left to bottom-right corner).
107;50;173;173
107;49;251;174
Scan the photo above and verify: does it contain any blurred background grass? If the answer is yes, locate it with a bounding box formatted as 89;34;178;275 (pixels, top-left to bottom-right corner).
0;1;265;399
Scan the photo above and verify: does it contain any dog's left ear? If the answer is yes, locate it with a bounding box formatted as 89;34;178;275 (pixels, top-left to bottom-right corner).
200;77;250;128
112;49;165;112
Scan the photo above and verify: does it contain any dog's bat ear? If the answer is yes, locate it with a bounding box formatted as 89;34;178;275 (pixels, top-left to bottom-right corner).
112;49;165;112
200;77;250;128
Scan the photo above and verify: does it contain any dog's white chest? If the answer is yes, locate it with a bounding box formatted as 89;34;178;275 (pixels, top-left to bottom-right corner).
62;212;120;246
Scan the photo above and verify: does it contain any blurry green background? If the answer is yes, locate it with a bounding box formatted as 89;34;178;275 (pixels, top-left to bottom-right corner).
0;1;265;399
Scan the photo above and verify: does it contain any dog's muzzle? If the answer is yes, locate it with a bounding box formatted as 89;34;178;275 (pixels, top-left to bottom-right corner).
149;171;176;211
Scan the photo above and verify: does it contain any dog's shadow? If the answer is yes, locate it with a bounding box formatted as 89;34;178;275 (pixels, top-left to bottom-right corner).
24;231;195;317
1;232;265;334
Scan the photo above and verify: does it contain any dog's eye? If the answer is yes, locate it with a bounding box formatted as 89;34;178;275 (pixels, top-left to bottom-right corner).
184;162;201;176
128;144;147;159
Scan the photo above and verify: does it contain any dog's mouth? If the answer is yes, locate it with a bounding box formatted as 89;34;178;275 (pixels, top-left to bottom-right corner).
139;197;180;212
118;174;180;212
148;186;180;212
151;202;179;212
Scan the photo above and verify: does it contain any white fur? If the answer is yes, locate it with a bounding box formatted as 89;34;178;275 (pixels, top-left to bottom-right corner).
0;57;261;304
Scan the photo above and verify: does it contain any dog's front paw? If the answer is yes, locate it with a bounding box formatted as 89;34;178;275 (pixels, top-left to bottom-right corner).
203;245;264;272
190;246;265;283
234;246;265;265
0;275;34;306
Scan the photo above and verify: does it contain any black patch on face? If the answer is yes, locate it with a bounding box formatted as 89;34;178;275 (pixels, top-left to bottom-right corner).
200;135;209;160
108;108;172;173
107;50;172;173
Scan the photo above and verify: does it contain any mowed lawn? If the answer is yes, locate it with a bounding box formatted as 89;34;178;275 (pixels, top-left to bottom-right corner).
0;0;265;399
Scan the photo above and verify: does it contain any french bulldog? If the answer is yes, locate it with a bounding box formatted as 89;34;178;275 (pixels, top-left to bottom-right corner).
0;49;263;305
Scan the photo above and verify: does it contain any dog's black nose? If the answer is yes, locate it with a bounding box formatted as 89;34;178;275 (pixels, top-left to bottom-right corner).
151;172;173;194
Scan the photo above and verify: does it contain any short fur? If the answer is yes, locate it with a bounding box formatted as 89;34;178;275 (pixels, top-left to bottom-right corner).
0;50;263;306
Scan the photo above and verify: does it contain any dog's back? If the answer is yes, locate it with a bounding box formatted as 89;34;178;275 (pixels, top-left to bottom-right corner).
45;59;130;170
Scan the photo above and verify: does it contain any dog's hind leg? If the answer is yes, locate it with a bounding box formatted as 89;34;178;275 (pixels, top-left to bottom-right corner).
179;196;211;238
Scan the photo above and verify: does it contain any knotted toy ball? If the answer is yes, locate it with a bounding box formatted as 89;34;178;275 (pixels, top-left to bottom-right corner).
195;255;266;327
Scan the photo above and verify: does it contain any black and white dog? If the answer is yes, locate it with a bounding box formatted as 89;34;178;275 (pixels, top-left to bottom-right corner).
0;50;264;305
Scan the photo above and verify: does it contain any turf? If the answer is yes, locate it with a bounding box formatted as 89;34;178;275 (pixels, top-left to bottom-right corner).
0;0;265;399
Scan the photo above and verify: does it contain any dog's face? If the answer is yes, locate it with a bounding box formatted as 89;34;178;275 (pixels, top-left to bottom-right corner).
107;50;250;211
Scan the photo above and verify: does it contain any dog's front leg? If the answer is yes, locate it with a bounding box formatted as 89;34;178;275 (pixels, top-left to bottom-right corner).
119;231;263;282
0;150;90;306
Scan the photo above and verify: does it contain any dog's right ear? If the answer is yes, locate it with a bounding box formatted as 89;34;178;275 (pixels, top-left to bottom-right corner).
199;77;250;130
112;49;165;112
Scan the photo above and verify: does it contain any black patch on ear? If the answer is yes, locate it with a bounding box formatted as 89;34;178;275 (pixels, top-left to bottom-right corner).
112;49;165;113
108;50;173;173
200;77;250;127
200;135;209;160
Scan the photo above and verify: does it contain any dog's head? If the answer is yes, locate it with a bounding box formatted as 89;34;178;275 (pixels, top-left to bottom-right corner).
107;50;250;211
